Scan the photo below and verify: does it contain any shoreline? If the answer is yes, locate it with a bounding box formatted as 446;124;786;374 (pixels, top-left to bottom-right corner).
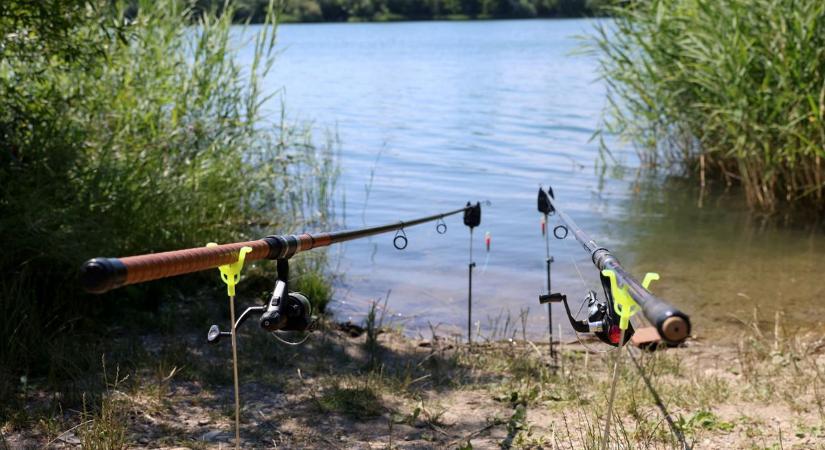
274;15;606;25
5;317;823;448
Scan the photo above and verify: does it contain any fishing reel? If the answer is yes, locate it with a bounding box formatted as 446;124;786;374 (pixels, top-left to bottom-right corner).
540;285;633;346
260;281;312;332
207;258;314;344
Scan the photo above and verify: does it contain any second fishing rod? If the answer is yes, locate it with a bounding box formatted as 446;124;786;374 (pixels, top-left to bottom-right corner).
537;187;691;345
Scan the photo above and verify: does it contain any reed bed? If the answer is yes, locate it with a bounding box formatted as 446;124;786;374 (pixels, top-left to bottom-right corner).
0;0;336;420
593;0;825;213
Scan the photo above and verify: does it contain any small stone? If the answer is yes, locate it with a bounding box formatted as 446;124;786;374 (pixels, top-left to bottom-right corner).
197;418;211;426
58;432;81;445
404;432;423;441
202;430;224;441
138;437;150;444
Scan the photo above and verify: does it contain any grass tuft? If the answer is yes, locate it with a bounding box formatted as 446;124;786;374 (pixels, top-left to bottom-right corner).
317;385;384;419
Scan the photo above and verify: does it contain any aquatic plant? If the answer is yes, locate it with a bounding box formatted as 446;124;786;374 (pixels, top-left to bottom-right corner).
593;0;825;213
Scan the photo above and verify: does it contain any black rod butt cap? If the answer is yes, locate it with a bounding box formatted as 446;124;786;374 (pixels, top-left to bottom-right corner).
655;312;692;344
80;258;127;294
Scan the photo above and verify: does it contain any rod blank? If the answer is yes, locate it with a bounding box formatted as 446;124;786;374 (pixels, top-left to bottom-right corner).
542;189;691;344
81;206;470;294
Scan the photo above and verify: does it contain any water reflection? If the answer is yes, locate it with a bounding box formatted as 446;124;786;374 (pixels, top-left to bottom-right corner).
610;176;825;340
247;19;825;343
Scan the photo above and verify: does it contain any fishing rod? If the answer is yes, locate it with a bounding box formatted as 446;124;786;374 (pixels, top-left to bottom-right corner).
537;187;691;345
81;202;481;450
81;202;482;337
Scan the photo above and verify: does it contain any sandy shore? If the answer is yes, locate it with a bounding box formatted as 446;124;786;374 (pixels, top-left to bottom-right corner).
4;319;825;449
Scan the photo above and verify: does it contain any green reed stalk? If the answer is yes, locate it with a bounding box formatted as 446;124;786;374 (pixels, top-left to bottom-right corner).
0;0;336;419
593;0;825;213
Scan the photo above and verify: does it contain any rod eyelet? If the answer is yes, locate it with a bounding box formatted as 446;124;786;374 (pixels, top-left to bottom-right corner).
436;219;447;234
553;225;569;240
393;229;408;250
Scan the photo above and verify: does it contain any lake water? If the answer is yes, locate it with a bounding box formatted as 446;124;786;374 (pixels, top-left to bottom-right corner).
246;19;825;342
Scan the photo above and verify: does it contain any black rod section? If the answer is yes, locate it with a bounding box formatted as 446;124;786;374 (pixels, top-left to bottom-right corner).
542;189;691;344
319;206;468;245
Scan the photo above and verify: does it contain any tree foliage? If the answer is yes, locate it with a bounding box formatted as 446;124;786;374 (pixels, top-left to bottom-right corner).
218;0;606;22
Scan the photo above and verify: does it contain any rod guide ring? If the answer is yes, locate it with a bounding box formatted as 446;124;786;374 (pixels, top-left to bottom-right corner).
436;218;447;234
553;225;569;240
393;228;408;250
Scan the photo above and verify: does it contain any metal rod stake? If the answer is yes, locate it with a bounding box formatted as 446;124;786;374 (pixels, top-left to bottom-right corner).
229;296;241;450
468;228;475;344
601;328;628;450
544;213;556;364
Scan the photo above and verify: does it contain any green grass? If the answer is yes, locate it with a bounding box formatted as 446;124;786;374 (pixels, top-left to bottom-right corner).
78;376;129;450
593;0;825;213
9;303;821;447
678;410;735;434
317;385;385;419
0;0;336;422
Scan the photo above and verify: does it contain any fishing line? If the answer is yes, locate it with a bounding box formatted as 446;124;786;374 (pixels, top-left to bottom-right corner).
271;331;311;346
479;251;491;274
571;317;614;354
570;254;590;294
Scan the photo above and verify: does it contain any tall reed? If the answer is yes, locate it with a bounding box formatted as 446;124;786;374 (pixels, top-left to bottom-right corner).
593;0;825;213
0;0;336;418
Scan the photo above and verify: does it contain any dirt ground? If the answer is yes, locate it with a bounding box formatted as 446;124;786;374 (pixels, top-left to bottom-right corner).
3;321;825;449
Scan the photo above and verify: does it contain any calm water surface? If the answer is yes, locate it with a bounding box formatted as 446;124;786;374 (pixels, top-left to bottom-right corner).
245;19;825;341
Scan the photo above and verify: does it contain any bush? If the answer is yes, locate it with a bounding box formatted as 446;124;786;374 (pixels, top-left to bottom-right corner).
593;0;825;213
0;0;336;418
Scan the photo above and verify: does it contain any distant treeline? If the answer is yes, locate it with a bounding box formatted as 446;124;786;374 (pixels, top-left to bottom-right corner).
192;0;608;23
